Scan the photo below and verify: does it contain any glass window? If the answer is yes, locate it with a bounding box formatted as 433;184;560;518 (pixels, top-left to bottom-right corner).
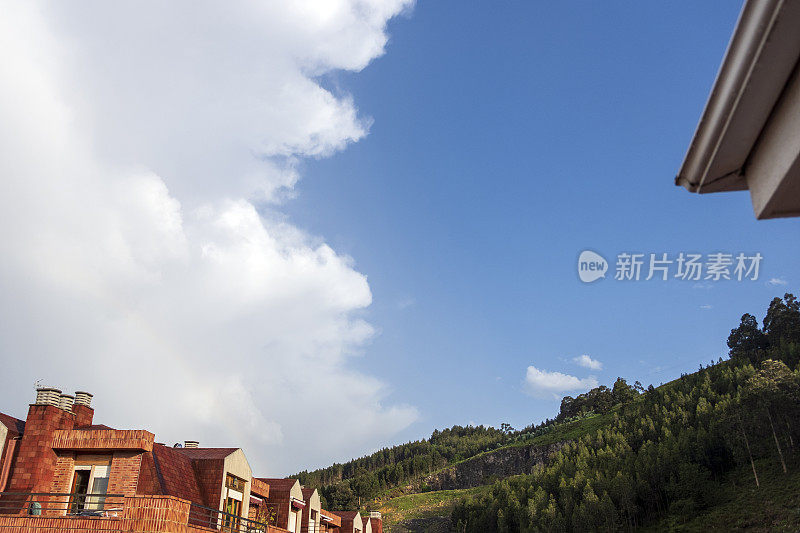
69;469;91;513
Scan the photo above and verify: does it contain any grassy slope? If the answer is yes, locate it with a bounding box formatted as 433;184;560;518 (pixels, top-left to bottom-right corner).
377;487;488;530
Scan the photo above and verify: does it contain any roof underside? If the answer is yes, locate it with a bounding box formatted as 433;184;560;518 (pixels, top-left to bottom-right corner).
676;0;800;218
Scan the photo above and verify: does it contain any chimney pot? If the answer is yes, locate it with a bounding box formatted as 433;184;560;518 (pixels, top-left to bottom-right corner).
59;394;75;411
35;387;62;407
74;391;93;407
184;440;199;449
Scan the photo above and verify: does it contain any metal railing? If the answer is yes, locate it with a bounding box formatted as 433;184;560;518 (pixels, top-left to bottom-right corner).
189;502;274;532
0;492;125;517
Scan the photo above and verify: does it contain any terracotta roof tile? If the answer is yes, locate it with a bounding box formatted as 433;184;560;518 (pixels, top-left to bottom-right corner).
74;424;114;430
0;412;25;438
151;444;205;504
174;447;238;460
258;478;298;489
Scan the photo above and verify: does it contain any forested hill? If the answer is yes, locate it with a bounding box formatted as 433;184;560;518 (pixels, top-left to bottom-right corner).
297;375;644;510
452;293;800;531
298;293;800;531
295;424;512;508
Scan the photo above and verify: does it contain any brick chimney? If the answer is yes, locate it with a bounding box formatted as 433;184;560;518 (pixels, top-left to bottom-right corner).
6;388;77;495
72;391;94;427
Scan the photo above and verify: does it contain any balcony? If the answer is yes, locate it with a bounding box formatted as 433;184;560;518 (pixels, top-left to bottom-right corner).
0;492;291;533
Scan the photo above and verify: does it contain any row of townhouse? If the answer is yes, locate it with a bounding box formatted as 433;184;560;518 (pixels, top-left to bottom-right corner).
0;387;383;533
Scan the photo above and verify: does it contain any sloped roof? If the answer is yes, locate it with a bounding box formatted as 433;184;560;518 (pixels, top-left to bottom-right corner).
301;487;317;500
150;444;205;504
335;511;361;520
75;424;114;430
320;509;342;527
0;412;25;437
174;447;238;460
258;477;298;495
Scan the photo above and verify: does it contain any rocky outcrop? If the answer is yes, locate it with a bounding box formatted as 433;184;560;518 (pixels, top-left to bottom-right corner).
393;517;451;533
419;441;565;492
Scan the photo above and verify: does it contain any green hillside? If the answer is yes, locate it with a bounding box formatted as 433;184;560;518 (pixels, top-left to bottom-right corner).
377;488;487;531
451;293;800;532
302;293;800;532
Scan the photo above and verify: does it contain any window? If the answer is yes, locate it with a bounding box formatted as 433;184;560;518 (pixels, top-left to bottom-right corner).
86;465;109;510
69;469;91;513
223;497;241;531
68;463;109;514
225;473;246;492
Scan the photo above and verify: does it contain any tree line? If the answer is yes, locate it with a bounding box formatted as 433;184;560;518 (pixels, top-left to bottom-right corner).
295;425;510;509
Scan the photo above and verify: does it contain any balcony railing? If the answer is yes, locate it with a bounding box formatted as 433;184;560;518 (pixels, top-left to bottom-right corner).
0;492;125;517
0;492;293;533
189;501;273;532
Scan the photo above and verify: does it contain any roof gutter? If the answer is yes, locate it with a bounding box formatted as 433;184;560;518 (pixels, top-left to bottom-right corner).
676;0;800;194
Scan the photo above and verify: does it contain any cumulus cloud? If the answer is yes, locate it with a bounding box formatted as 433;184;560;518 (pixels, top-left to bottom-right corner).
572;354;603;370
524;366;599;398
0;0;415;474
767;277;788;286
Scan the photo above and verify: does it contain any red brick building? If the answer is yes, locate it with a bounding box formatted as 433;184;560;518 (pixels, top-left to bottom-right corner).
0;411;25;492
332;511;362;533
0;388;288;532
0;387;363;533
299;487;321;533
258;478;305;533
366;512;382;533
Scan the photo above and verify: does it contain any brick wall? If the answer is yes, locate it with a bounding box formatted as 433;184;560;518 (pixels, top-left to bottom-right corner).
108;451;144;497
5;405;75;495
51;429;154;452
50;454;76;495
72;405;94;428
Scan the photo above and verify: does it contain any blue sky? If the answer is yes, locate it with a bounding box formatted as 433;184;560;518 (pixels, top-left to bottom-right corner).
283;2;800;443
2;1;799;474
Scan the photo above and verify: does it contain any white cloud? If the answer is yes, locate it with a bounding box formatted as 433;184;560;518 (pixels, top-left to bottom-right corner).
524;366;599;398
699;304;713;310
767;277;788;286
572;354;602;370
0;0;416;474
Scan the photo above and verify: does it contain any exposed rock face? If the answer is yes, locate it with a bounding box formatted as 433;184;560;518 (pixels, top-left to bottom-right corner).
420;441;565;491
393;517;451;533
